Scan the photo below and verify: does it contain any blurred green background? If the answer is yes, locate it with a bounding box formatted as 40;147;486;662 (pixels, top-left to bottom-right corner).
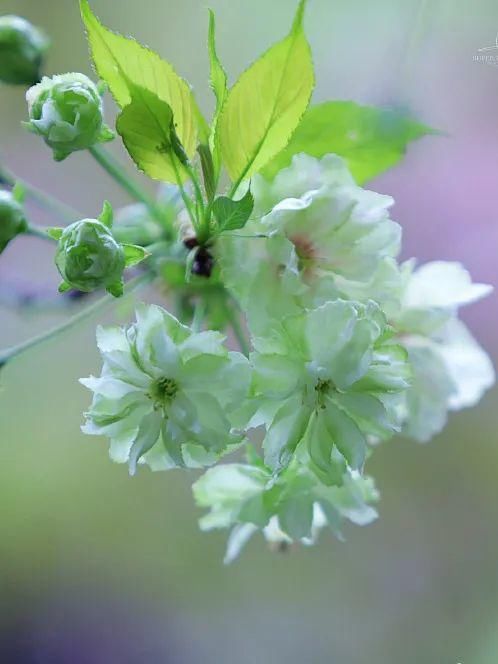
1;1;498;662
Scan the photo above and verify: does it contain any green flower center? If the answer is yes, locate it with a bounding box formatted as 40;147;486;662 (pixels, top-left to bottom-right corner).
314;378;332;409
149;377;179;409
315;378;331;394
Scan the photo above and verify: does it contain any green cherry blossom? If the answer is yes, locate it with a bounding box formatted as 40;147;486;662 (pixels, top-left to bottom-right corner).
218;154;402;335
244;299;411;484
251;153;356;217
194;452;379;563
80;304;251;474
257;155;401;284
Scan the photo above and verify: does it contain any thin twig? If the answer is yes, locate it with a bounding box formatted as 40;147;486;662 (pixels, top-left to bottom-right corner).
0;273;152;367
88;145;161;219
0;164;80;222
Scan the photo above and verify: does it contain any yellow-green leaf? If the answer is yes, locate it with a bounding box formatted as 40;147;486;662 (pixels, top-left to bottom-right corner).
217;0;314;185
208;10;227;122
116;84;188;183
208;9;228;179
261;101;437;183
80;0;198;158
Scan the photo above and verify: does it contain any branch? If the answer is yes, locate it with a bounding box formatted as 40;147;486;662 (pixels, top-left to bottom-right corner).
0;164;81;223
0;273;152;368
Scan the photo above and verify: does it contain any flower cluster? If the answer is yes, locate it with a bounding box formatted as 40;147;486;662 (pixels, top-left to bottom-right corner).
80;153;494;561
1;2;494;563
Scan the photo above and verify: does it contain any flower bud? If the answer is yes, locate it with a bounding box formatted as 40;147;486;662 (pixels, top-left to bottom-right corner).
26;73;114;161
0;15;49;85
55;217;125;297
113;204;162;246
0;189;27;253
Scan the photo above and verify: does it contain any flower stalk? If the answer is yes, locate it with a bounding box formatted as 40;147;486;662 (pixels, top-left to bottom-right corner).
0;273;152;368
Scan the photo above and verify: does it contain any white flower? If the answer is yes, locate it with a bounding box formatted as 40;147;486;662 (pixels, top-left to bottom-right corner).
194;458;379;564
397;261;492;335
251;153;355;217
80;304;251;473
218;153;402;335
395;262;494;442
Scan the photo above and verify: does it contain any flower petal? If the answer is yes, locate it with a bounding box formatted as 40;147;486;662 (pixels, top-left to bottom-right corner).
128;410;162;475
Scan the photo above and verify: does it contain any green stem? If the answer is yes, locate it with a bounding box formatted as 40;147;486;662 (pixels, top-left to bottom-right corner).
225;300;250;357
26;224;56;242
183;161;205;213
171;158;198;231
89;145;160;218
0;273;152;368
0;165;80;222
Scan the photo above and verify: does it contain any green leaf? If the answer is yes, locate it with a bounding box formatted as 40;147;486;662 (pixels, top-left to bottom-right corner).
12;183;25;203
122;243;149;267
47;227;64;241
80;0;198;159
106;281;124;298
97;125;115;143
208;10;227;116
212;188;254;232
116;83;188;183
98;200;113;228
261;101;435;183
217;0;314;185
58;281;72;293
207;10;227;179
